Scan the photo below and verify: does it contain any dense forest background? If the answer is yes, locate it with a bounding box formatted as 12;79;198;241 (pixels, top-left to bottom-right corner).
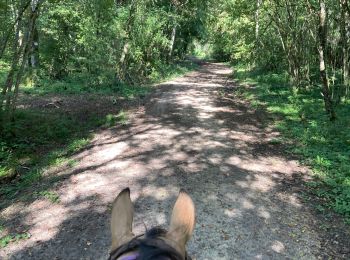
0;0;349;220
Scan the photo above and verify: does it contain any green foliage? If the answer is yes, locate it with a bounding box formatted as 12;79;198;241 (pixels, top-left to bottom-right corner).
0;235;13;248
0;61;8;83
104;110;128;127
188;40;214;59
0;142;11;166
205;1;255;62
0;221;31;248
31;0;207;85
67;139;90;154
20;60;197;97
33;190;60;203
235;64;350;220
0;0;208;124
205;0;350;122
0;232;30;248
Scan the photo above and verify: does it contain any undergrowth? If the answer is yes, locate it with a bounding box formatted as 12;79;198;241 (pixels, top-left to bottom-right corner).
21;60;197;96
0;110;97;199
0;59;197;205
233;64;350;221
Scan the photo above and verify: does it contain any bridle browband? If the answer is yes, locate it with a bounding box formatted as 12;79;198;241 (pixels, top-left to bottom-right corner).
108;234;191;260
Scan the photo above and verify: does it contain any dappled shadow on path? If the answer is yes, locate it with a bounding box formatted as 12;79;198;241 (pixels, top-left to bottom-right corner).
1;62;349;259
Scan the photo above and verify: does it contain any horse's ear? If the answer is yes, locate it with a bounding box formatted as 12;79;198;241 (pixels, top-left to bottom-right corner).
167;189;196;255
110;188;135;250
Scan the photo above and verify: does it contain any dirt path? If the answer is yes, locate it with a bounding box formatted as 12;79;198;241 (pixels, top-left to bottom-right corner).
1;62;349;259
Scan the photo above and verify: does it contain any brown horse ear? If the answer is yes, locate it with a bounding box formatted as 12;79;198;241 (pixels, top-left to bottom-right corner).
167;189;196;255
110;188;135;250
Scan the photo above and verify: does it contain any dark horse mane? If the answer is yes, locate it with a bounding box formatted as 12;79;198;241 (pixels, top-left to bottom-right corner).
108;227;190;260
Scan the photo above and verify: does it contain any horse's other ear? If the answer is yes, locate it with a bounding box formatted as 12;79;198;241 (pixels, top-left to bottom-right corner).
167;189;196;255
111;188;135;250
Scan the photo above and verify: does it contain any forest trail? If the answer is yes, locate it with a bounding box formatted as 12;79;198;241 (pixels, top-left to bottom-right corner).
1;62;348;259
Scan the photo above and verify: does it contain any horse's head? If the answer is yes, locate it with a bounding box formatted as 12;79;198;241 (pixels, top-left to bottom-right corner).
109;188;196;260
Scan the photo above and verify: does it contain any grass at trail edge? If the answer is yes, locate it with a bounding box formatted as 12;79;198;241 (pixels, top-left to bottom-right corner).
233;64;350;222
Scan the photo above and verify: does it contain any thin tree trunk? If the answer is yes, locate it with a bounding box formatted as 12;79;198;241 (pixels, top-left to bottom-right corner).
116;0;136;83
169;24;177;58
120;42;130;64
1;0;42;123
0;0;31;59
318;0;336;120
2;7;24;114
255;0;262;41
9;0;41;120
29;25;39;68
340;0;349;97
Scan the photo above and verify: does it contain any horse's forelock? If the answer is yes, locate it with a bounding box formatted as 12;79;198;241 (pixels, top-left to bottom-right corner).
144;227;168;239
138;227;182;260
110;227;184;260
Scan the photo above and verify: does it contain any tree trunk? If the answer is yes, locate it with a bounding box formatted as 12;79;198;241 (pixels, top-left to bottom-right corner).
0;0;31;59
116;0;136;83
318;0;336;120
169;24;177;58
1;6;24;115
340;0;349;97
0;0;42;123
29;25;39;68
9;0;41;120
255;0;262;41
